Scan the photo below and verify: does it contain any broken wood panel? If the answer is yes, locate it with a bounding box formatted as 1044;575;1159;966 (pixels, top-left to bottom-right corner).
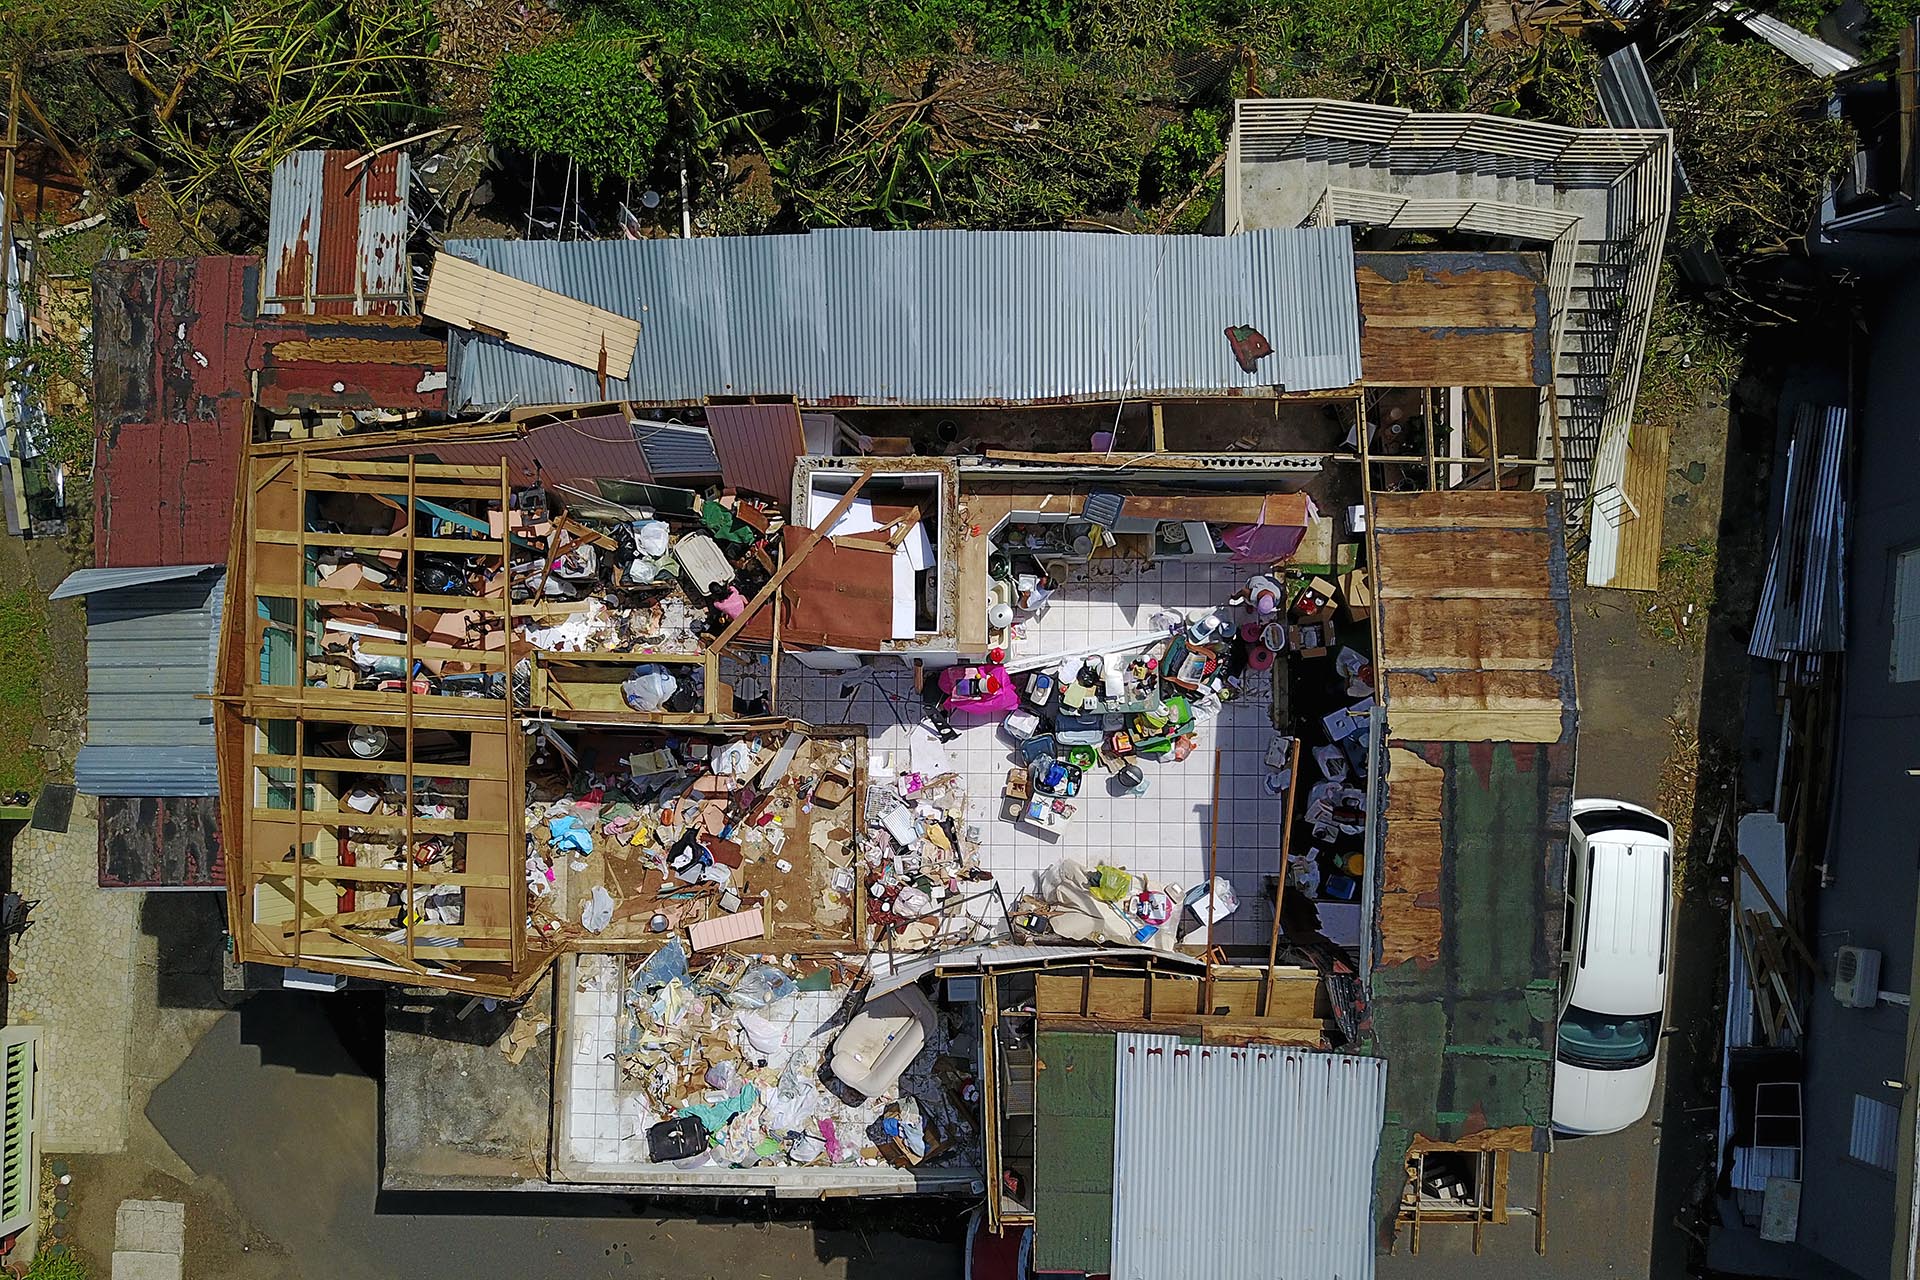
1373;529;1554;599
1385;747;1447;820
1371;490;1549;529
1380;597;1562;672
1379;894;1445;967
423;253;641;378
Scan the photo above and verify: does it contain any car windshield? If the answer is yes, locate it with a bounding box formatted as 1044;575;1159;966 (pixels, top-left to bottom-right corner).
1558;1005;1660;1070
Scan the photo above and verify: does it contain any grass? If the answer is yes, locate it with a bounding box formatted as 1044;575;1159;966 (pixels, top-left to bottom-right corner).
0;584;51;793
1641;540;1717;647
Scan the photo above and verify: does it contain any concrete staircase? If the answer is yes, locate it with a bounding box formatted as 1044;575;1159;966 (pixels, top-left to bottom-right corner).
1227;100;1673;513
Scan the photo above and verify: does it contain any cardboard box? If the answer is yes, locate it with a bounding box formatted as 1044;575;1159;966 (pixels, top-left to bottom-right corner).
1340;568;1373;621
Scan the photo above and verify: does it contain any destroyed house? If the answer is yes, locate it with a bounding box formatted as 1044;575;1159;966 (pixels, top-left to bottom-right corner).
169;113;1621;1267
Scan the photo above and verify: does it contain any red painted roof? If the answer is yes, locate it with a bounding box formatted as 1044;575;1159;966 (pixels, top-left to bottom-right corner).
92;254;448;568
92;257;254;568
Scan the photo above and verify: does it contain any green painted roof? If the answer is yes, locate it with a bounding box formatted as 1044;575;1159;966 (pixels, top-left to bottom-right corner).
1034;1031;1117;1274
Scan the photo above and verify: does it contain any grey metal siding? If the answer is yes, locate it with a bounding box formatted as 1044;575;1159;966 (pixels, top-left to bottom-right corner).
442;227;1362;409
1108;1033;1387;1280
72;571;223;797
635;421;721;477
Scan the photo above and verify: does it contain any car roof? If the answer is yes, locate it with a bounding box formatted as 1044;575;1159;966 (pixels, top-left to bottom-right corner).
1571;829;1671;1016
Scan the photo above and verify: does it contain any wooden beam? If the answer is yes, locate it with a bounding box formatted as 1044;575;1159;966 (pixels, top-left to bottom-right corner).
1261;734;1304;1015
256;529;510;556
309;457;508;480
250;753;507;782
296;585;510;613
259;863;513;888
709;471;871;652
404;454;418;962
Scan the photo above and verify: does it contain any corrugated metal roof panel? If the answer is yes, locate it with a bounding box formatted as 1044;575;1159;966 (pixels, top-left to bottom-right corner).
52;564;220;600
73;570;223;798
264;149;414;316
442;227;1362;409
1108;1035;1387;1280
707;403;804;499
415;413;652;488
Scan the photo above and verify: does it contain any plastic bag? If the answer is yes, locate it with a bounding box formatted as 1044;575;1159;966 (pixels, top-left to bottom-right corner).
636;520;671;557
581;886;615;933
632;941;689;993
731;964;799;1010
1089;864;1133;903
622;664;679;712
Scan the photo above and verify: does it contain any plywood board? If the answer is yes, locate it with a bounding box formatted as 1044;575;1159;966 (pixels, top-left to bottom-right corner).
956;530;990;654
1356;273;1542;329
1372;490;1549;530
1380;597;1562;672
1386;668;1564;713
1389;707;1565;744
1373;529;1553;599
1361;328;1541;389
424;253;641;378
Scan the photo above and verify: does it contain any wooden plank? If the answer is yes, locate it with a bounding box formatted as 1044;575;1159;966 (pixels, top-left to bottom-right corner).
424;253;641;378
1373;529;1553;599
463;733;516;945
1357;269;1542;329
1385;747;1446;818
257;529;510;556
1372;490;1549;529
352;640;508;668
259;811;507;835
1383;822;1444;897
293;585;510;613
1262;735;1304;1015
299;473;506;502
256;864;514;888
308;457;509;480
1380;597;1562;672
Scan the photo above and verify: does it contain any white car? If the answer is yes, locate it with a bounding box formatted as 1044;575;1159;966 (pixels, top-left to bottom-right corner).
1552;798;1675;1136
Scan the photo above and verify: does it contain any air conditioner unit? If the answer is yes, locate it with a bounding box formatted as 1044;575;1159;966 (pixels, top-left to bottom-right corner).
1833;946;1883;1009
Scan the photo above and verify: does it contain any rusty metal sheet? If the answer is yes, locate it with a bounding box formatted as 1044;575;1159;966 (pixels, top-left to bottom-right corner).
264;149;413;316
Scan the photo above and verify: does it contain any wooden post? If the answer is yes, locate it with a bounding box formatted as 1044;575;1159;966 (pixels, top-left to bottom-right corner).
1151;401;1165;452
1422;386;1437;491
1534;1150;1550;1254
403;455;418;962
0;62;18;329
1260;735;1304;1015
1201;746;1222;1011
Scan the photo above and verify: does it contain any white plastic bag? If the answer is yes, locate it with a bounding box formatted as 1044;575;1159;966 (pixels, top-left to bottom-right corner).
622;665;679;712
581;885;615;932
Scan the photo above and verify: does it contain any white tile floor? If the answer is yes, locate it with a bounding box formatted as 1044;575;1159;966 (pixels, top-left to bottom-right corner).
565;954;635;1166
778;558;1288;949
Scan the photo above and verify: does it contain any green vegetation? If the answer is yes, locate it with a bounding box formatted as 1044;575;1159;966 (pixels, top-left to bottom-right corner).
0;583;52;792
22;1250;90;1280
474;0;1605;230
21;0;443;243
1666;32;1855;260
486;32;669;187
1645;541;1718;647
